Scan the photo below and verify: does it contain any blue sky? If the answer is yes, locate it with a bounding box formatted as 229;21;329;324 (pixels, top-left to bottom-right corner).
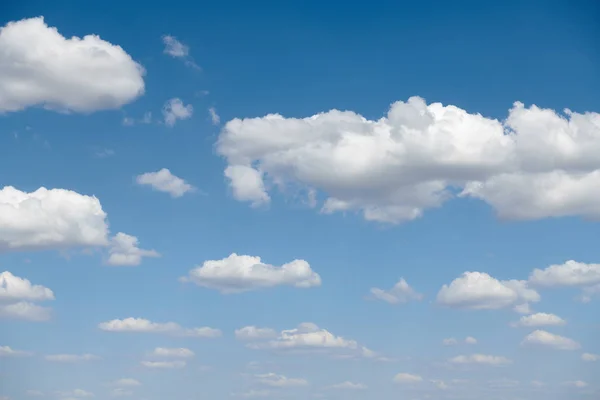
1;1;599;399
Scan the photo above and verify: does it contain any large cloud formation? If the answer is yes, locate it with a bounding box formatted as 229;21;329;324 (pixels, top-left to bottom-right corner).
0;17;144;113
217;97;600;223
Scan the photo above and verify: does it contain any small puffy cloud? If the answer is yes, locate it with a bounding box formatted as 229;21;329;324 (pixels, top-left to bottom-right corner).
0;186;109;252
224;165;270;207
162;98;193;127
442;338;458;346
217;98;600;224
529;261;600;302
0;345;32;357
449;354;512;366
109;388;133;397
209;107;220;125
0;301;52;321
464;336;477;344
97;317;221;338
0;271;54;302
246;322;378;359
112;379;141;387
510;312;566;328
57;389;94;398
564;380;588;388
235;326;278;341
106;233;160;266
0;17;144;113
151;347;194;358
182;253;321;294
327;381;367;390
436;271;539;310
162;35;199;70
141;360;186;369
393;373;423;384
136;168;194;198
234;390;271;398
521;330;580;350
369;278;422;304
582;353;599;362
513;303;533;314
431;380;449;390
255;373;308;387
45;353;99;362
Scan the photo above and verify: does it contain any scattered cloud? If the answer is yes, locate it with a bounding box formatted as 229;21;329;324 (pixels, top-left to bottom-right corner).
464;336;477;344
111;379;141;387
255;373;308;387
436;271;539;310
327;381;367;390
162;98;193;127
224;165;270;207
369;278;422;304
25;390;44;396
162;35;200;70
122;112;152;126
449;354;512;366
442;338;458;346
0;301;52;321
106;233;160;266
0;271;55;322
56;389;94;398
98;317;221;338
393;373;423;384
209;107;220;125
141;360;186;369
582;352;599;362
0;17;144;113
521;330;580;350
136;168;194;198
510;312;566;328
181;253;322;293
235;326;278;341
564;380;588;388
109;388;133;397
45;353;99;362
151;347;194;358
0;186;109;252
0;345;32;357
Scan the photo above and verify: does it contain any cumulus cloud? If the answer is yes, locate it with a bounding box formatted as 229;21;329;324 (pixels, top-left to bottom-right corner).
141;360;186;369
521;330;580;350
111;379;141;387
136;168;194;198
369;278;422;304
449;354;512;366
224;165;271;207
97;317;221;338
393;373;423;384
255;373;308;387
209;107;220;125
0;345;32;357
436;271;539;310
0;271;54;322
327;381;367;390
581;353;599;362
235;326;278;341
106;233;160;266
442;337;476;345
181;253;322;293
151;347;194;358
56;389;94;398
0;186;109;252
45;353;99;362
109;388;133;397
529;261;600;302
510;312;566;328
162;98;193;127
217;97;600;223
464;336;477;344
162;35;200;70
0;17;144;113
245;322;378;359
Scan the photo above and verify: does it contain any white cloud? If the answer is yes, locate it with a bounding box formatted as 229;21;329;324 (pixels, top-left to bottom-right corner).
393;373;423;384
530;380;545;387
0;345;32;357
582;352;599;361
235;390;271;398
246;322;377;359
255;373;308;387
436;271;539;310
162;35;199;70
0;301;51;321
224;165;270;207
521;330;580;350
151;347;194;358
442;338;458;346
182;253;322;293
529;260;600;289
112;379;141;387
141;360;186;369
449;354;512;365
564;380;588;388
513;302;533;314
109;388;133;397
217;98;600;223
510;312;566;328
136;168;194;198
464;336;477;344
431;379;449;390
162;98;193;127
98;317;221;338
369;278;422;304
0;186;109;252
45;353;99;362
57;389;94;398
235;326;278;341
106;233;160;266
0;17;144;113
209;107;220;125
0;271;54;302
327;381;367;390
